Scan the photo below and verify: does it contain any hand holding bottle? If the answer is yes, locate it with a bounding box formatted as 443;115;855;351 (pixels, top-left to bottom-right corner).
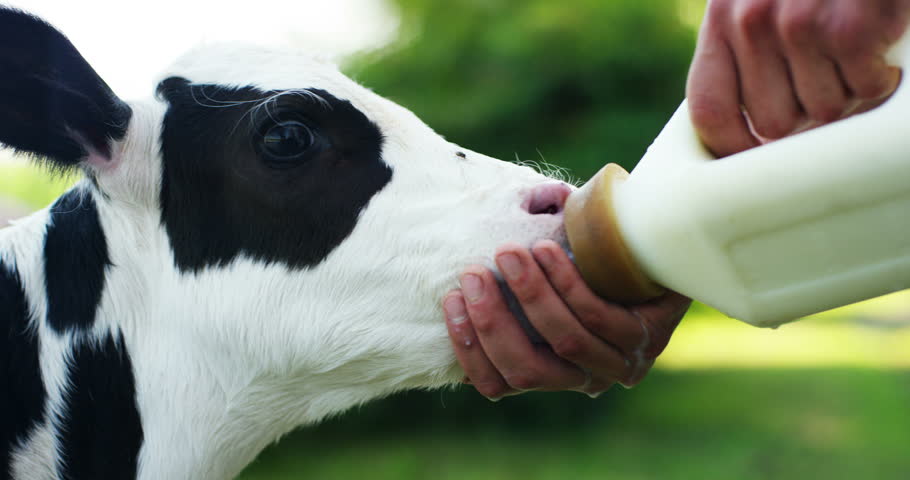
687;0;910;157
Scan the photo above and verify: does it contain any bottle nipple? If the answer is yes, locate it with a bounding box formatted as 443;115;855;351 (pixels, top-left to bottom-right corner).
564;164;665;304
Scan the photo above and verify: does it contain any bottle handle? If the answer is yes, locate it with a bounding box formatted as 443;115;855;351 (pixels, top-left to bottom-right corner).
564;29;910;305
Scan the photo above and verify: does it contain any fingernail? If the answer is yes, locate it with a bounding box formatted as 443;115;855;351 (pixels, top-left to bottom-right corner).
885;66;902;97
791;117;815;135
588;384;612;399
843;98;864;116
460;273;484;303
497;253;523;280
621;370;648;389
533;246;555;268
444;295;467;325
621;380;645;390
486;396;502;403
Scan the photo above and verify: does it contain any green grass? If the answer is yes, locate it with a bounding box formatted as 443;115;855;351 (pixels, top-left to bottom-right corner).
240;369;910;480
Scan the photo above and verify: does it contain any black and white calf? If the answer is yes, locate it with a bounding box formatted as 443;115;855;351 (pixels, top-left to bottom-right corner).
0;8;572;480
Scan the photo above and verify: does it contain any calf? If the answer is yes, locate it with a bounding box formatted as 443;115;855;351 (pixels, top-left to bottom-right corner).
0;8;572;480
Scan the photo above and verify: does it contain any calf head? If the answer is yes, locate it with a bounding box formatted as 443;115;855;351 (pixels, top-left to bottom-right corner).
0;7;571;478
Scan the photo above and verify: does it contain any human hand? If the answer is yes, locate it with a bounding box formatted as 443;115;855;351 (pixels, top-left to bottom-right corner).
687;0;910;157
442;240;691;400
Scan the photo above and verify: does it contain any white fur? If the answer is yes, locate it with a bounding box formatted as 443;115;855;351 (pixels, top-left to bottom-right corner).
3;44;570;480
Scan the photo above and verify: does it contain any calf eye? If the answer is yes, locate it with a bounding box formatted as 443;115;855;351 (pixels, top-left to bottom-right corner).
261;121;314;161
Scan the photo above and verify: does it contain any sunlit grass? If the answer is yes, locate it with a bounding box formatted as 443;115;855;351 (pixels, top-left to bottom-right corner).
676;0;705;30
663;291;910;369
239;368;910;480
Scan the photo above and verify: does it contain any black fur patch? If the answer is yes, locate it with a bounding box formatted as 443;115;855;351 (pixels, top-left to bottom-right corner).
157;78;391;272
57;332;142;480
44;190;111;333
0;7;131;168
0;262;46;480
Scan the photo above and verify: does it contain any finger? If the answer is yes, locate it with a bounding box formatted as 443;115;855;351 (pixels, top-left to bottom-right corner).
530;240;649;356
533;240;690;386
572;368;617;399
777;0;850;123
687;23;760;157
617;292;689;389
630;291;692;360
495;244;631;383
729;0;804;139
847;92;896;118
838;56;901;101
460;266;588;392
827;0;902;100
621;358;656;389
443;291;516;400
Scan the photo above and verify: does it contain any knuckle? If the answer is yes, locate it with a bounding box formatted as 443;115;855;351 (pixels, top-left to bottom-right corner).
827;18;874;57
469;311;496;334
734;0;775;38
688;94;734;133
506;371;542;391
575;304;608;333
552;334;586;361
514;281;546;305
549;268;579;296
777;8;816;47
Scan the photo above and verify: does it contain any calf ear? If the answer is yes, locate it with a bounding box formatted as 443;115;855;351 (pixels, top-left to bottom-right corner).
0;7;131;170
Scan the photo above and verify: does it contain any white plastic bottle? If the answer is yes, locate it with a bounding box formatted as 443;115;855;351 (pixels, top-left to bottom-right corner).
565;37;910;328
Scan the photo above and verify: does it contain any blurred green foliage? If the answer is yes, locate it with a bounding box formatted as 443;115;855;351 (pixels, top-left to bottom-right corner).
240;369;910;479
348;0;698;180
0;160;73;209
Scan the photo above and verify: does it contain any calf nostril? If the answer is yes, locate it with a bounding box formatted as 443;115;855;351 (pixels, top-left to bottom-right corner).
524;183;571;215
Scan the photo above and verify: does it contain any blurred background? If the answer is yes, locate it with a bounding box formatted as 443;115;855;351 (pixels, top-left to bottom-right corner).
2;0;909;478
